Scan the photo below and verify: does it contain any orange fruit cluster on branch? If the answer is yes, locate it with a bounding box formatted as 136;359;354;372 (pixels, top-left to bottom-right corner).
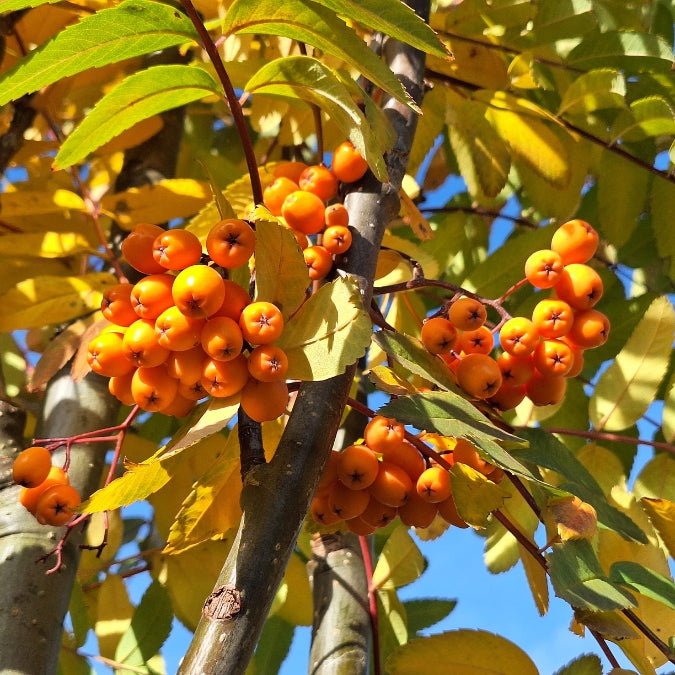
312;416;504;534
420;220;609;410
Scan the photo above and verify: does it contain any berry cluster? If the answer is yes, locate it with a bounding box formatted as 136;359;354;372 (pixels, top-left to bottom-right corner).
262;141;368;280
420;220;609;410
13;446;81;526
311;415;504;534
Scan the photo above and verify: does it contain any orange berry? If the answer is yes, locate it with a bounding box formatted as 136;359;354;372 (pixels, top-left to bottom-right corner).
488;384;527;411
130;273;175;320
159;392;196;418
247;344;289;382
533;339;574;377
178;379;208;402
298;164;339;202
263;176;300;216
554;263;603;311
20;466;69;515
331;141;368;183
531;298;574;339
416;466;451;503
281;190;326;235
155;306;205;352
524;249;564;289
337;444;380;490
206;219;256;269
321;224;352;255
303;245;333;280
437;495;468;528
122;318;170;368
13;446;52;488
496;351;534;387
364;415;405;454
131;365;178;412
212;280;251;322
87;331;136;377
318;451;341;491
456;353;502;399
345;515;377;536
201;354;249;398
360;495;398;529
421;317;458;355
567;309;610;349
452;438;491;475
101;283;137;326
380;440;426;481
560;337;585;377
239;378;289;422
448;297;487;331
273;161;308;184
200;316;244;362
369;461;414;508
526;371;567;406
499;316;540;356
239;301;284;345
172;264;226;319
458;325;494;355
35;484;81;526
328;481;370;520
551;219;599;265
398;491;438;528
108;370;136;406
324;203;349;228
166;346;207;385
311;492;342;526
152;228;203;270
121;223;166;275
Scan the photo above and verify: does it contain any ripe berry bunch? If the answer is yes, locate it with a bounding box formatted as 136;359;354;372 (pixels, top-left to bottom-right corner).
88;219;289;423
262;140;367;281
12;446;81;526
311;416;504;534
420;220;610;410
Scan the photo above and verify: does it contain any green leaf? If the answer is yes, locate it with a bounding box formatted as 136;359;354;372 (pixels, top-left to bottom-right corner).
245;55;391;180
558;69;626;116
248;616;294;675
590;295;675;431
530;0;596;45
224;0;416;110
310;0;448;59
403;598;456;635
274;276;371;381
514;429;647;543
386;629;540;675
652;177;675;282
609;562;675;611
377;588;409;667
610;96;675;143
251;215;309;319
0;0;199;107
372;330;458;391
68;581;92;649
552;653;602;675
567;30;675;72
55;65;222;170
114;580;173;670
372;525;426;590
0;0;57;11
596;151;648;249
0;272;116;332
379;393;534;479
547;539;637;611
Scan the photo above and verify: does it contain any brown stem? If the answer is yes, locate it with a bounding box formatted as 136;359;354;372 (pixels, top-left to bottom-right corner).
492;510;547;571
359;535;381;675
178;0;263;204
622;609;675;664
588;629;621;669
540;427;675;454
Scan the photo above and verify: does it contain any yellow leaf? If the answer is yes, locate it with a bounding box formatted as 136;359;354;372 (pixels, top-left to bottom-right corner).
96;115;164;155
0;189;86;216
548;495;598;541
590;296;675;431
386;629;540;675
151;539;234;631
274;552;313;626
78;510;124;581
275;276;371;381
164;429;241;553
399;190;434;241
449;462;510;528
95;575;133;660
382;233;439;281
368;365;417;396
488;107;570;188
375;248;404;281
576;444;627;497
100;179;212;230
519;543;549;616
0;272;116;331
574;609;640;641
634;449;675;502
0;231;94;259
640;498;675;560
372;524;425;590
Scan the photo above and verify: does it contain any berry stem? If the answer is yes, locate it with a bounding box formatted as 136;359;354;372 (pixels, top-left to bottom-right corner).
178;0;263;205
491;510;547;571
539;427;675;454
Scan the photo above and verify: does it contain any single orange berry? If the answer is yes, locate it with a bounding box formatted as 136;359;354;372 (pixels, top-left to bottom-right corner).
108;370;136;406
321;224;352;255
421;317;458;355
457;325;494;355
152;228;203;270
416;466;451;503
524;249;564;289
360;495;398;529
212;279;251;322
263;176;300;216
247;344;289;382
526;370;567;406
239;379;289;422
327;481;370;520
531;298;574;339
448;297;487;331
331;141;368;183
35;484;81;526
20;466;69;516
364;415;405;454
324;203;349;228
554;263;603;311
130;273;175;320
13;446;52;488
206;219;256;269
567;309;610;349
488;384;527;411
303;245;333;280
281;190;326;235
496;351;534;387
398;491;438;528
298;164;339;202
239;301;284;345
201;354;249;398
172;264;226;319
121;223;166;275
200;316;244;362
369;461;413;508
337;444;380;490
273;161;308;184
456;353;502;399
122;318;170;368
533;339;574;377
131;365;178;412
551;219;599;265
87;331;137;377
499;316;540;357
155;306;205;352
101;283;137;326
